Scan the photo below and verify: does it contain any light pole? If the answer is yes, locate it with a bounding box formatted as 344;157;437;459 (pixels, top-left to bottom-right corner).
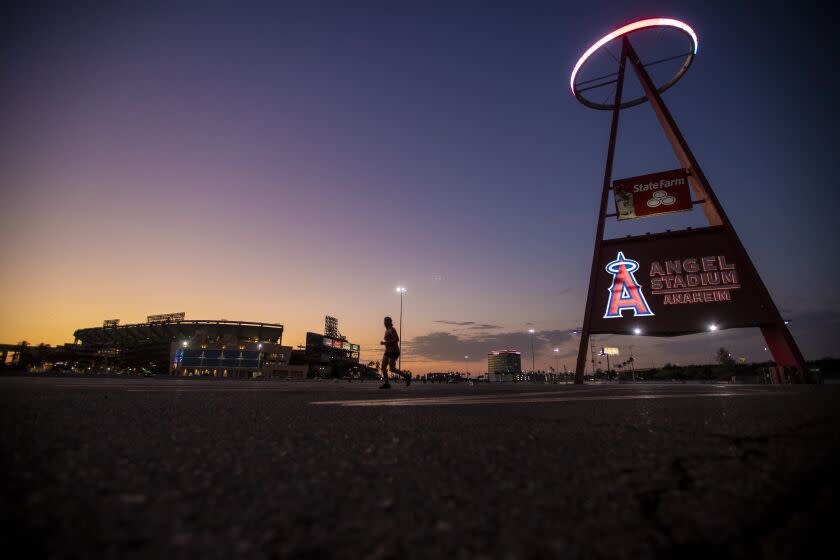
603;351;611;381
464;355;469;377
528;329;536;373
554;348;560;382
396;287;406;372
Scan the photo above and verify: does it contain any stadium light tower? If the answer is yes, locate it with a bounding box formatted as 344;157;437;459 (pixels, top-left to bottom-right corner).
396;286;407;371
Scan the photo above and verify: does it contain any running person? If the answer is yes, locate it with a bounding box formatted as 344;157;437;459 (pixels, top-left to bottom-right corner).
380;316;410;389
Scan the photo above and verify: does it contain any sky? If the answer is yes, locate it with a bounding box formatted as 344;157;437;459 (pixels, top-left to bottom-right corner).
1;0;837;373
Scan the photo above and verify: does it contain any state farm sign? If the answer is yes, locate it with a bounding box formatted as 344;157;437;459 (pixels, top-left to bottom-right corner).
613;168;692;220
590;227;775;336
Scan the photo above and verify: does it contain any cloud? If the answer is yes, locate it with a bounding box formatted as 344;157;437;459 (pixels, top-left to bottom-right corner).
433;320;503;331
789;309;840;324
407;329;574;363
411;310;840;368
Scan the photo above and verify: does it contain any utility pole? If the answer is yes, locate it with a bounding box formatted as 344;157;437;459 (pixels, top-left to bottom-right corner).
396;287;406;372
528;329;536;373
605;352;611;381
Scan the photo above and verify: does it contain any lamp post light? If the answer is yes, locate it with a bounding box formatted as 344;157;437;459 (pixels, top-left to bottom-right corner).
528;329;536;373
553;348;560;382
396;286;407;371
464;355;469;377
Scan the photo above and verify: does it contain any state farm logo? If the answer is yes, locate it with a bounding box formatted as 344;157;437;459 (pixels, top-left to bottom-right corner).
646;190;676;208
631;174;686;192
613;168;692;221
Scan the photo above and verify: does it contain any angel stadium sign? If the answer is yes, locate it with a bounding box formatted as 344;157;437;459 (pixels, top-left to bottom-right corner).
147;312;186;323
649;253;739;305
590;227;775;336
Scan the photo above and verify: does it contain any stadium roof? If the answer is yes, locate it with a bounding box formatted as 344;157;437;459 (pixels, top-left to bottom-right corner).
74;320;283;347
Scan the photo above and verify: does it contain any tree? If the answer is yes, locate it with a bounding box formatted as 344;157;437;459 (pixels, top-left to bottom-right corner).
716;347;736;368
31;343;50;366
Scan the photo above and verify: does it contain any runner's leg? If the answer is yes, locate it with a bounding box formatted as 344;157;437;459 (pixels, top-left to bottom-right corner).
381;354;392;386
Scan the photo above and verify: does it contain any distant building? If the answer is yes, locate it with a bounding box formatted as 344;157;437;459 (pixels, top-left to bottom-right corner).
0;343;22;367
488;350;521;379
289;332;361;378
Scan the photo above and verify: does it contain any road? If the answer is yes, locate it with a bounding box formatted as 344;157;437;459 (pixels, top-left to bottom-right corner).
2;376;839;558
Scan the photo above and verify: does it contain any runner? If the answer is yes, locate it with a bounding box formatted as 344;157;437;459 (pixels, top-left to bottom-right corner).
379;316;410;389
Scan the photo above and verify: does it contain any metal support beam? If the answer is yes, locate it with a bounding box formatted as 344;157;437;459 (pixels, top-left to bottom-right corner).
575;39;628;385
628;39;807;381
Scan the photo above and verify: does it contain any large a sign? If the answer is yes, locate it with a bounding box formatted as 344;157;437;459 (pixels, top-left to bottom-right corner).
600;347;620;356
571;24;806;383
147;312;186;323
613;168;692;220
103;319;120;328
590;227;776;336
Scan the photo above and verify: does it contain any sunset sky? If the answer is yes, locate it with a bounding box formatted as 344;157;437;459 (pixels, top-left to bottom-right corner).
2;0;837;373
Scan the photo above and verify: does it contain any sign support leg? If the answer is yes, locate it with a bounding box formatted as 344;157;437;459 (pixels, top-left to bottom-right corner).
575;39;628;384
623;39;808;382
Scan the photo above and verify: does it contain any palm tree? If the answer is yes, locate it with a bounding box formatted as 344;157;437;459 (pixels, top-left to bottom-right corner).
16;341;29;368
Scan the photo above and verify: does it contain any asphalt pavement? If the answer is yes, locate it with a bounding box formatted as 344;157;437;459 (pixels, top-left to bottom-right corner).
2;376;839;559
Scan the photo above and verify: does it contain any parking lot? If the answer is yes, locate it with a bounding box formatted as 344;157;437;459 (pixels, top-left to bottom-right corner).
2;376;838;558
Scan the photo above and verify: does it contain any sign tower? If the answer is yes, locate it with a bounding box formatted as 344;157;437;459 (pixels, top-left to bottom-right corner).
570;19;807;383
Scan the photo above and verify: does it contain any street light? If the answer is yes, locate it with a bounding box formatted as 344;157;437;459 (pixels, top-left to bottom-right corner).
528;329;536;373
708;324;718;331
553;348;560;382
396;286;407;371
633;327;641;335
464;355;469;376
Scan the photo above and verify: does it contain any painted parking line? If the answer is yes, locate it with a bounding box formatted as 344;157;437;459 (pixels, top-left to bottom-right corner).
309;387;641;405
312;390;778;407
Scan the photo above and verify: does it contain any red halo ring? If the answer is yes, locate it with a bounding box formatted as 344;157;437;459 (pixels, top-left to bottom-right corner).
571;18;698;111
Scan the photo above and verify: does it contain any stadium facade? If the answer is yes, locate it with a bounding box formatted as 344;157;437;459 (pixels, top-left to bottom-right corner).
72;315;363;378
73;319;298;377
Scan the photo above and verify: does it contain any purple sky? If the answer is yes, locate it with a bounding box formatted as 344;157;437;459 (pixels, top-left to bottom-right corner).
1;1;837;372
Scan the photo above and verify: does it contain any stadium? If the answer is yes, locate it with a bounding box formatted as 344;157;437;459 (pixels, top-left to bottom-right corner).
71;313;367;379
72;315;290;377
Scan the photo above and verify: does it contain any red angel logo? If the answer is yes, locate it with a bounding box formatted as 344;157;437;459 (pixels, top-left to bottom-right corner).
603;251;654;319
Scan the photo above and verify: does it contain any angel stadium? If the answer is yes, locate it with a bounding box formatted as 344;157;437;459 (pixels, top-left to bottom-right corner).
70;313;365;379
